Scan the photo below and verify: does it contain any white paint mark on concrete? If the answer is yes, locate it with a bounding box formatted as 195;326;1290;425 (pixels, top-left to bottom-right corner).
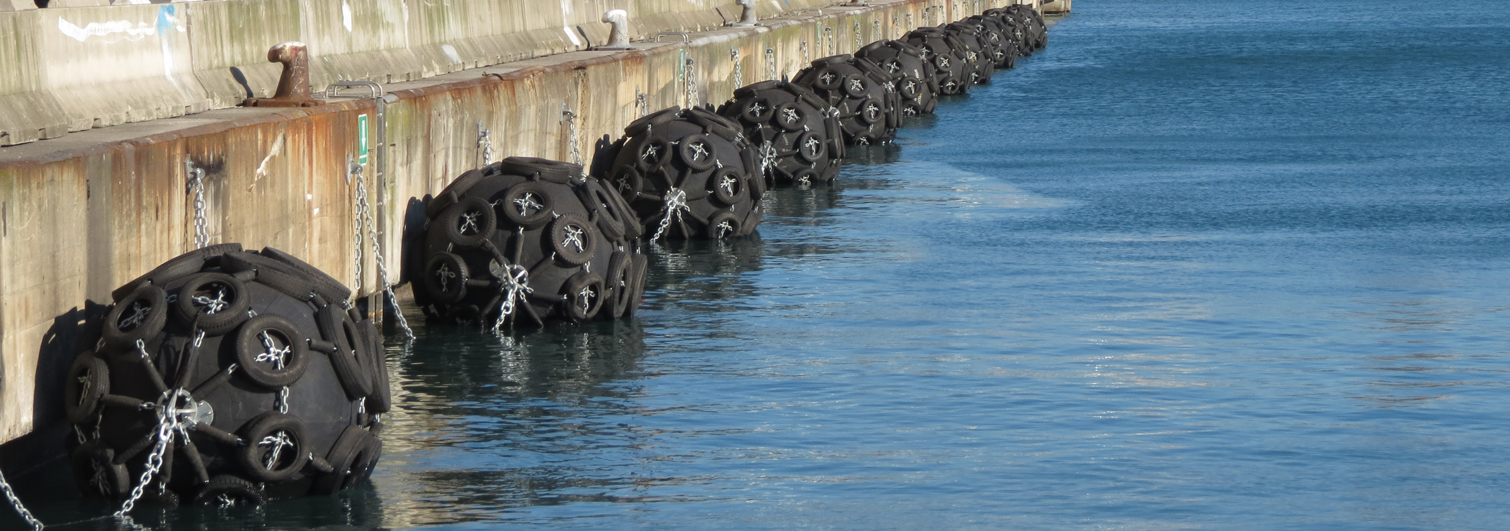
441;44;462;64
561;0;581;47
342;1;354;32
58;18;155;42
251;133;287;191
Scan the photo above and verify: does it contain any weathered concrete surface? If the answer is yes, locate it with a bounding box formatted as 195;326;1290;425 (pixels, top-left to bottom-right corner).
0;0;1059;447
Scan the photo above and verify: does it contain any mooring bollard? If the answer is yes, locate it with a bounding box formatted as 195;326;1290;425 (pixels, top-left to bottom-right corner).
244;42;324;108
595;10;634;50
732;0;758;26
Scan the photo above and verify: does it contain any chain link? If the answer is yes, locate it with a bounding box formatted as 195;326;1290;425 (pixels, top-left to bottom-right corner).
477;123;493;165
277;386;290;414
0;468;42;531
684;57;698;108
350;159;415;342
731;49;742;89
801;40;809;64
636;90;648;118
854;21;862;51
649;188;689;242
490;261;533;332
826;27;835;55
115;388;188;519
562;109;584;171
185;162;209;250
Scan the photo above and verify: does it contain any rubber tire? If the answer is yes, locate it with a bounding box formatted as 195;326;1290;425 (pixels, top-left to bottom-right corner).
562;272;606;323
237;412;310;483
676;134;718;171
625;254;648;317
110;243;243;303
316;305;374;400
222;252;320;302
71;440;129;499
425;190;459;219
357;318;392;414
499;181;556;229
64;352;109;425
499;157;580;184
173;273;251;336
579;180;629;242
259;247;352;303
706;210;741;239
606;251;633;319
546;214;597;266
439;197;497;248
709;168;748;207
234;314;311;389
421;253;469;306
194;475;266;507
772;102;807;132
312;426;379;495
101;285;168;351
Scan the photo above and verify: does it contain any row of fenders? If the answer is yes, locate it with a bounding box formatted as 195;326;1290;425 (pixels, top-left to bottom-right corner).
55;5;1050;514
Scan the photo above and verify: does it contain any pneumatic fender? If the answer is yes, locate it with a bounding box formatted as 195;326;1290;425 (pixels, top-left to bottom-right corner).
985;8;1033;58
903;28;971;96
594;106;764;241
960;15;1016;69
69;245;389;505
716;80;844;187
793;55;900;146
854;39;939;117
410;156;647;328
943;24;995;86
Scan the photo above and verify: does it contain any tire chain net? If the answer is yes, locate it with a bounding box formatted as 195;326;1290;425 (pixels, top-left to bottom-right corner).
68;243;387;516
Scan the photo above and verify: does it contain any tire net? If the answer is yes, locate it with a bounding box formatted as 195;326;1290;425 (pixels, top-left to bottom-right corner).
854;40;939;117
793;55;902;146
716;79;845;187
66;244;388;507
409;157;648;327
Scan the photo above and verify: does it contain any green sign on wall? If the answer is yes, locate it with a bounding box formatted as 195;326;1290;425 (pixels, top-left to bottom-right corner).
358;114;370;165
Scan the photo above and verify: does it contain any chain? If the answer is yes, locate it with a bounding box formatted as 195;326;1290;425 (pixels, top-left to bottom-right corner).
351;158;415;341
477;123;493;165
349;158;366;289
875;20;882;42
826;27;835;55
489;261;533;332
115;388;188;519
185;162;208;250
801;40;809;64
277;386;290;414
636;90;648;118
854;21;862;51
0;467;42;531
684;57;698;108
649;188;689;242
765;48;776;81
562;109;584;170
731;49;742;88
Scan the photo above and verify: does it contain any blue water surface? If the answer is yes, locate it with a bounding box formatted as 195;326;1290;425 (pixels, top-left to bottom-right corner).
8;0;1510;529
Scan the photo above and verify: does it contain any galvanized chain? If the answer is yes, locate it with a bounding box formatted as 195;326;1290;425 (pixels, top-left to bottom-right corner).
826;27;835;55
489;260;533;333
649;188;689;242
277;386;290;414
875;20;883;42
765;48;777;81
731;49;742;88
801;40;809;64
477;123;493;165
562;108;584;170
349;158;366;290
854;21;863;51
0;467;42;531
115;387;190;519
185;162;209;250
684;57;698;108
350;159;415;342
636;90;648;118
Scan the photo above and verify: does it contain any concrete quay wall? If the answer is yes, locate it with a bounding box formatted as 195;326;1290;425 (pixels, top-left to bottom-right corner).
0;0;1062;447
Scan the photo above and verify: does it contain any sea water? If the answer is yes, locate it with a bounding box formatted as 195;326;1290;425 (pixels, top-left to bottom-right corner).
8;0;1510;528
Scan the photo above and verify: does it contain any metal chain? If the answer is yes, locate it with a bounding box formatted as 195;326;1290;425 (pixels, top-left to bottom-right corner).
489;261;533;333
801;40;809;64
765;48;777;81
854;21;862;51
115;388;187;519
562;109;584;170
649;189;689;242
636;90;648;118
0;468;42;531
731;49;742;88
477;123;493;165
875;20;883;42
277;386;290;414
826;27;835;55
185;162;208;250
351;159;415;341
684;57;698;108
349;158;366;290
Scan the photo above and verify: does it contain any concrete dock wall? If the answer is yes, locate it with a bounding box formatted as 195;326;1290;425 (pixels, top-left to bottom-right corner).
0;0;1055;447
